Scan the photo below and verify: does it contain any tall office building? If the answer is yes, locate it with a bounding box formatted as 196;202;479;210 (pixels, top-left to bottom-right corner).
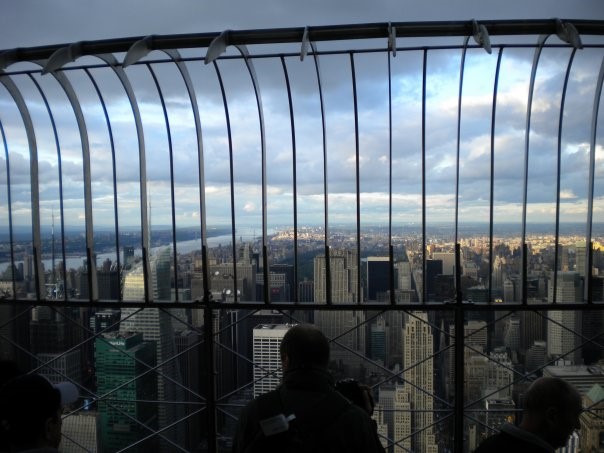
575;241;587;278
366;256;390;301
425;260;443;302
393;385;412;453
120;248;185;447
369;316;386;363
313;250;365;377
252;324;292;397
96;332;157;452
270;263;294;301
432;252;455;276
547;272;582;364
403;312;438;453
394;261;412;291
91;309;121;334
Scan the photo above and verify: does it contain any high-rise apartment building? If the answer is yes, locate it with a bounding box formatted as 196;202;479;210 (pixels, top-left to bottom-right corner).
252;324;292;397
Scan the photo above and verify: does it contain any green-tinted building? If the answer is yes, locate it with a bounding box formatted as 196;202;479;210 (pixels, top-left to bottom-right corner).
95;332;157;452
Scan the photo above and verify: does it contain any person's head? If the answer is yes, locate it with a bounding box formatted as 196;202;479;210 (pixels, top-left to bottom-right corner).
0;374;78;451
279;324;330;372
520;377;582;449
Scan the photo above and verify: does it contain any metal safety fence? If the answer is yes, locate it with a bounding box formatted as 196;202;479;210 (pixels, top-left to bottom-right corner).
0;19;604;452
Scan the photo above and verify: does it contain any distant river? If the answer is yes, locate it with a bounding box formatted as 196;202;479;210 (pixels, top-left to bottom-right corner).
0;228;276;274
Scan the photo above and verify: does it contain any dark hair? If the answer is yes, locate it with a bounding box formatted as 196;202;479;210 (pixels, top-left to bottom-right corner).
524;377;581;414
280;324;330;370
0;374;61;449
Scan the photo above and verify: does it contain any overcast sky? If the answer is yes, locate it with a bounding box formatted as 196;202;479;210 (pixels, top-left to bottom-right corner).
1;1;604;234
2;0;603;49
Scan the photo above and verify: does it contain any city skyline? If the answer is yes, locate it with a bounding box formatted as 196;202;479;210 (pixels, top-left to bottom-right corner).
1;11;603;452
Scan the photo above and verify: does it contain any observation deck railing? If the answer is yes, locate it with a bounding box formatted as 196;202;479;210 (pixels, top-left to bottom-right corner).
0;19;603;452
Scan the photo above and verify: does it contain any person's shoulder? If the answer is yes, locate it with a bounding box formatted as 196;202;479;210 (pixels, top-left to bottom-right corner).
475;432;507;453
475;428;550;453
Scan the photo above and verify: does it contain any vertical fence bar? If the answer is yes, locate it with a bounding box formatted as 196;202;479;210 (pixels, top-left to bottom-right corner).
350;52;361;304
84;68;122;299
488;48;503;304
27;74;68;301
280;56;299;303
586;56;604;302
309;41;331;305
522;35;548;304
98;54;152;303
213;62;239;303
161;49;210;305
455;37;469;252
234;45;269;304
388;42;395;306
0;73;44;301
454;243;464;453
0;118;15;298
204;305;217;453
40;67;98;302
146;64;179;301
554;50;578;304
421;49;427;304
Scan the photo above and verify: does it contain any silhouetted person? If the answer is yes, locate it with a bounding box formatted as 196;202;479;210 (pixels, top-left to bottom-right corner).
0;373;78;452
475;377;582;453
233;324;384;452
0;361;21;389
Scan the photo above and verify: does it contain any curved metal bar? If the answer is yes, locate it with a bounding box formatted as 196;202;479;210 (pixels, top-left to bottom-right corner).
122;40;210;302
309;40;331;304
36;63;98;302
522;34;549;305
350;52;361;304
162;49;210;303
0;72;44;301
145;63;180;302
488;48;504;304
421;49;427;303
232;44;269;304
0;118;16;298
388;40;395;305
455;36;470;294
82;68;121;299
26;73;68;301
553;50;578;305
280;56;299;303
95;53;151;302
586;54;604;302
212;61;239;303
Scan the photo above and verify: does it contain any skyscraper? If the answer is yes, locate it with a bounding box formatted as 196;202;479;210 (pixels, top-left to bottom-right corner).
120;248;185;447
366;256;390;301
547;271;582;364
403;312;437;452
96;332;157;452
252;324;292;397
313;250;365;377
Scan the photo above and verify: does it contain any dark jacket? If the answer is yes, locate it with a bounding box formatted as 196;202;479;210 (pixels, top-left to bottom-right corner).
474;424;554;453
233;367;385;453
